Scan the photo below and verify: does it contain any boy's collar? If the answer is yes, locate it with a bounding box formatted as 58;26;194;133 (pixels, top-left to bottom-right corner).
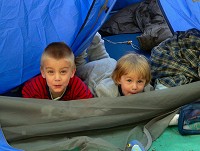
50;88;66;100
47;85;67;100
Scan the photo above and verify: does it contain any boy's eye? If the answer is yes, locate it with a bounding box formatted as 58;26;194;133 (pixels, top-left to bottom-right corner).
47;70;54;74
60;70;67;74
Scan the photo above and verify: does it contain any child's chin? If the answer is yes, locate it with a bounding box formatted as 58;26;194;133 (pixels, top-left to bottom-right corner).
127;92;137;96
125;93;133;96
52;88;64;93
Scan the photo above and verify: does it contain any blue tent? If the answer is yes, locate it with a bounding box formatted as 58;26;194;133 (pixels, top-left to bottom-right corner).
159;0;200;33
1;0;199;94
0;0;116;94
0;128;23;151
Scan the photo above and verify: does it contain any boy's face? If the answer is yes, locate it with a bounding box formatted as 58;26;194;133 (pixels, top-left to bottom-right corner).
118;72;146;96
41;57;75;98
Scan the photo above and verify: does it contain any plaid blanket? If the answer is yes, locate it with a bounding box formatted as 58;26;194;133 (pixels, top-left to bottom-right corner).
151;28;200;87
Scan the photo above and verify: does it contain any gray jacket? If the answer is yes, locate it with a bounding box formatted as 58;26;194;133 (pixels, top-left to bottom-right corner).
96;78;154;97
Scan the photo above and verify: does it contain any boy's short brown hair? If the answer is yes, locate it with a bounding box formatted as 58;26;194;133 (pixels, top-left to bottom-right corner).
40;42;75;69
112;53;151;85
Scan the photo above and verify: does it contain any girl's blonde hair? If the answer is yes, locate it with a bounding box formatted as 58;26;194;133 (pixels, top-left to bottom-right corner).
40;42;75;69
112;53;151;85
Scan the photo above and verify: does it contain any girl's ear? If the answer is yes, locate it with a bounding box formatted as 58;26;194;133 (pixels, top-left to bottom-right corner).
116;79;121;85
116;81;121;85
40;67;46;78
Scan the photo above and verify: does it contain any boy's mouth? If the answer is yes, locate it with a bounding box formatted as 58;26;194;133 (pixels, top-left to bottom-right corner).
54;85;62;88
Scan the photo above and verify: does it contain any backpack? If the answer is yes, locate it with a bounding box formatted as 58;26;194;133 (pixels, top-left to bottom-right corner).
178;101;200;135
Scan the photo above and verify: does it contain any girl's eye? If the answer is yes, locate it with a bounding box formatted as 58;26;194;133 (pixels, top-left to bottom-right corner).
127;79;132;82
138;80;144;83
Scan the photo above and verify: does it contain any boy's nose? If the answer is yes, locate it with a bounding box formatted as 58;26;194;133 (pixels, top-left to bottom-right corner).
55;73;61;81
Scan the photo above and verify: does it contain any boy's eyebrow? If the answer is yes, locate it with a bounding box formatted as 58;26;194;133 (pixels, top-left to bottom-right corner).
60;67;70;69
45;67;53;69
45;67;70;70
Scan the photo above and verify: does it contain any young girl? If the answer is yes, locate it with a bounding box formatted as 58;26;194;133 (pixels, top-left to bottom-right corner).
77;49;153;97
95;53;153;97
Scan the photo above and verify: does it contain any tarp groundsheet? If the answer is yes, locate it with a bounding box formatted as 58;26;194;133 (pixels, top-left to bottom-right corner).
1;81;200;151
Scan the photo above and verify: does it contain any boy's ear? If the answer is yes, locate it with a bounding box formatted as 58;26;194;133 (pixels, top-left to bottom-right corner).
70;68;76;78
40;66;45;78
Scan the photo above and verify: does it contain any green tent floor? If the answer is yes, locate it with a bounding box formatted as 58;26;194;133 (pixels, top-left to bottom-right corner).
88;126;200;151
149;126;200;151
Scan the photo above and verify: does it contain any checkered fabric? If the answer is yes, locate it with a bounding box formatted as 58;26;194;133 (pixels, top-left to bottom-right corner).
151;28;200;87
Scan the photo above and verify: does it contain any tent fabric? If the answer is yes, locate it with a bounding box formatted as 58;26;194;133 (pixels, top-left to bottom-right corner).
0;0;116;94
112;0;143;11
0;128;23;151
103;33;151;60
158;0;200;33
0;81;200;150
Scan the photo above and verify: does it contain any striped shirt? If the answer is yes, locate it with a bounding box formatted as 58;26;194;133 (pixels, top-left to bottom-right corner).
22;74;93;101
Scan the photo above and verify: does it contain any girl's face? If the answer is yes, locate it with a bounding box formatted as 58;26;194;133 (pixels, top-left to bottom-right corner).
118;72;146;96
41;57;75;98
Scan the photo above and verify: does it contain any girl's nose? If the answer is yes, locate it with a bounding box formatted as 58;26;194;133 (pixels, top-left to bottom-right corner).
132;83;138;90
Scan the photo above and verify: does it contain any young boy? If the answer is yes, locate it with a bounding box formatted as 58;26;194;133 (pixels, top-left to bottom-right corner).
22;42;93;101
